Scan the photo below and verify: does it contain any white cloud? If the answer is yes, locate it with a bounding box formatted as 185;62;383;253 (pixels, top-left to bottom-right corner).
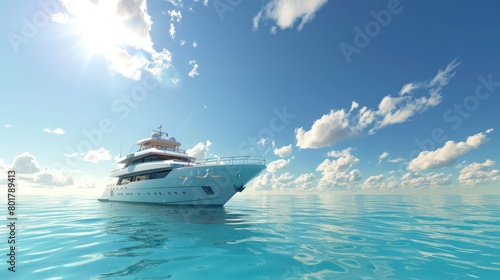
187;140;212;159
295;60;461;149
274;144;292;158
180;40;186;46
83;148;112;163
251;171;295;191
408;131;489;171
349;101;359;112
399;82;421;96
296;109;357;149
378;152;389;164
5;124;13;128
52;0;174;80
43;127;66;135
253;10;262;31
293;172;315;189
388;157;405;163
8;152;73;187
168;9;182;22
30;168;74;186
188;60;199;77
12;152;40;174
400;172;452;189
486;128;494;134
257;138;268;146
169;22;176;40
362;174;385;190
458;160;500;187
253;0;329;32
316;148;361;190
192;41;198;48
270;26;277;35
167;10;182;40
167;0;183;7
267;159;289;173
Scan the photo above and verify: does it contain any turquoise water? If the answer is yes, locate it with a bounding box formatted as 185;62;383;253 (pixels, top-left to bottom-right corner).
1;194;499;279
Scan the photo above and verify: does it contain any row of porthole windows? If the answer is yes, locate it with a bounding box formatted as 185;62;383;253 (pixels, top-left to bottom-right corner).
116;191;187;196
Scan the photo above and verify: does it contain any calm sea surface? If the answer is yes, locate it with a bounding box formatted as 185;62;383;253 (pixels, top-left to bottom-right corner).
1;194;499;279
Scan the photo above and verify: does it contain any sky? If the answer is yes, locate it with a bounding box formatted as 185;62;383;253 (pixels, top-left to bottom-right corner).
1;0;500;196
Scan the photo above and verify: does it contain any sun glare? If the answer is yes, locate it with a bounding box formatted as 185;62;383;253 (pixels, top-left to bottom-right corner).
73;3;128;57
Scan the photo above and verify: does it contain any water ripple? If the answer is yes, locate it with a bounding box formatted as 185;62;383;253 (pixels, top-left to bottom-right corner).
3;194;499;279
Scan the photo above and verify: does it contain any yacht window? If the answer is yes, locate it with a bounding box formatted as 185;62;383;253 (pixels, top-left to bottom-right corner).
143;155;160;162
119;177;132;185
153;170;171;179
202;186;214;195
135;174;150;181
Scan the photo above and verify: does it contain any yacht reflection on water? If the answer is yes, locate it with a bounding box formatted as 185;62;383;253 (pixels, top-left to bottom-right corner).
96;202;255;278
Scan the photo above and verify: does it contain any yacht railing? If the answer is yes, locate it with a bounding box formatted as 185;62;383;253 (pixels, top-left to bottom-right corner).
138;146;187;154
197;156;266;166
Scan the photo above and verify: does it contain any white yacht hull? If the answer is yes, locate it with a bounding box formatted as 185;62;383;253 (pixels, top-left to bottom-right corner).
98;164;265;206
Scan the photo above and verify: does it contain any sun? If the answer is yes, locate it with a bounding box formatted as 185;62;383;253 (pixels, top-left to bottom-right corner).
71;2;129;57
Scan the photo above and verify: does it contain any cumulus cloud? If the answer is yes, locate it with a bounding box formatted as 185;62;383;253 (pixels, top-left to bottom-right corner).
43;127;66;135
295;60;461;149
251;172;295;191
83;148;112;163
408;131;489;171
274;144;292;158
52;0;176;80
458;160;500;187
296;109;357;149
293;172;315;189
362;174;386;190
316;148;361;190
267;159;289;173
400;172;452;189
8;152;73;187
187;140;212;159
12;152;40;174
253;0;329;32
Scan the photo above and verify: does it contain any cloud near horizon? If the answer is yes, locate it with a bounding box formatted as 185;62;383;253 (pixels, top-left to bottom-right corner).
458;159;500;187
408;130;491;171
186;140;212;159
83;148;112;163
8;152;74;187
295;60;461;149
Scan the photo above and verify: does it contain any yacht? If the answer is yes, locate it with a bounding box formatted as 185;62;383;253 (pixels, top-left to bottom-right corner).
98;127;266;206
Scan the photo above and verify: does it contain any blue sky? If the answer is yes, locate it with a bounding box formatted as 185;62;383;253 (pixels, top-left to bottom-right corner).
1;0;500;195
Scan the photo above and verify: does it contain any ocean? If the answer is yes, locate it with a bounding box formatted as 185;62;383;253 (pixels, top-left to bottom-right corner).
1;194;499;279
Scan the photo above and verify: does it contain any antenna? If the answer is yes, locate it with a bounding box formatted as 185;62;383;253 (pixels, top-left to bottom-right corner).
262;146;271;157
152;124;168;138
119;134;123;158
